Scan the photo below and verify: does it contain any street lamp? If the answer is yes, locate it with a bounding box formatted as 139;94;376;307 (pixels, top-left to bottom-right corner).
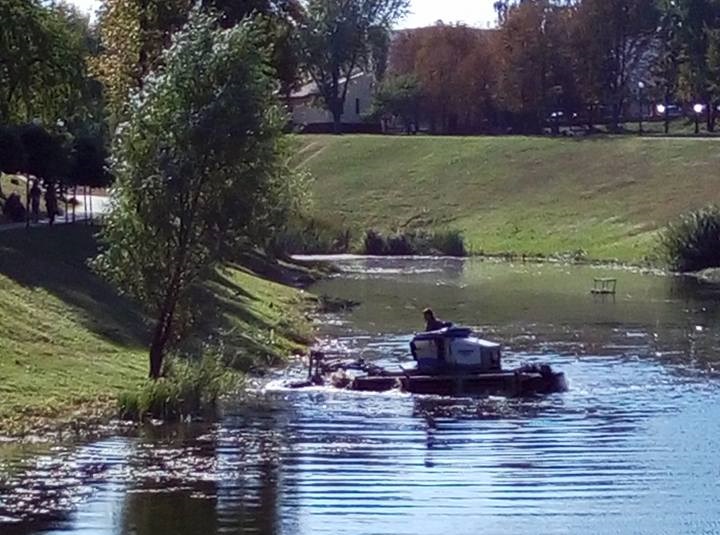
637;81;645;135
693;103;705;134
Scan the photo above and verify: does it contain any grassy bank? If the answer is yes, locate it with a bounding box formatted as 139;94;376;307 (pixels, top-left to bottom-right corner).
297;134;720;263
0;225;314;434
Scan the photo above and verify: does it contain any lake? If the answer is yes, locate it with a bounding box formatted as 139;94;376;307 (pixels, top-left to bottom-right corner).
3;257;720;535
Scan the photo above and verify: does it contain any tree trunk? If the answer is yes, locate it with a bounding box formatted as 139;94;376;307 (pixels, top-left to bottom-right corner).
332;108;343;134
707;106;716;133
148;308;173;379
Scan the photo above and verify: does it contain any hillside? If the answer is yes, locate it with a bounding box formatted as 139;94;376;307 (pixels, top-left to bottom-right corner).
0;226;312;432
297;134;720;262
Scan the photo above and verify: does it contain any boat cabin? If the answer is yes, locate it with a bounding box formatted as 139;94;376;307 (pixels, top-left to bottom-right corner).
410;327;502;372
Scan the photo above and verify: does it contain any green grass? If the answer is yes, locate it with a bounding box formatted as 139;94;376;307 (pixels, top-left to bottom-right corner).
0;225;313;432
297;134;720;262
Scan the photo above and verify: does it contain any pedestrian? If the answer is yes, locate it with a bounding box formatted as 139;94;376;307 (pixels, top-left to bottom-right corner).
30;180;41;223
45;182;58;226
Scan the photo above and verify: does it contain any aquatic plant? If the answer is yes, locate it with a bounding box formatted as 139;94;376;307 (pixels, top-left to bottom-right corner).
118;354;240;421
661;205;720;272
363;229;467;257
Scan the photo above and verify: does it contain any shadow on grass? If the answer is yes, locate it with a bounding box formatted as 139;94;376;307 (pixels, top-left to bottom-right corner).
0;225;148;347
180;267;310;372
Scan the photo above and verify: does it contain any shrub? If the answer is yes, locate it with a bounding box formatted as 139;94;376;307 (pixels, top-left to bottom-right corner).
362;228;467;257
2;193;26;222
269;217;353;255
118;354;240;421
661;205;720;272
429;229;467;257
387;232;414;255
364;229;388;255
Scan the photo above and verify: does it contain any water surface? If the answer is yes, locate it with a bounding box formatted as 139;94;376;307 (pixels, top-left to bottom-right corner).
3;257;720;535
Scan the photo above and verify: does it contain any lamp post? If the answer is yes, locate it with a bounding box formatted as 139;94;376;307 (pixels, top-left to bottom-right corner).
693;103;704;134
637;81;645;135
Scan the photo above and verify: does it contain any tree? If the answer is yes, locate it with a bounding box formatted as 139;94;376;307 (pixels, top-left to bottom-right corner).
93;0;191;123
18;124;68;186
94;10;302;379
68;135;111;222
388;24;498;133
0;1;91;125
297;0;409;133
673;0;720;131
495;1;577;133
572;0;659;130
369;74;421;132
0;126;25;177
654;0;683;133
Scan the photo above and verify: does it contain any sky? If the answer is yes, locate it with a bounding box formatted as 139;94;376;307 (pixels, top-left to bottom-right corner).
67;0;498;28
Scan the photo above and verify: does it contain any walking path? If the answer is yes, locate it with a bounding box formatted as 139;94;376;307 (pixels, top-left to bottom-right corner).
0;195;109;233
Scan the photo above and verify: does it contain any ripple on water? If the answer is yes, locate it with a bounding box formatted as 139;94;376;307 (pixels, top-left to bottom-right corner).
5;258;720;534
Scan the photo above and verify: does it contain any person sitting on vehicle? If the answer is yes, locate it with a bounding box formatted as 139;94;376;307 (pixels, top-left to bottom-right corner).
423;308;452;332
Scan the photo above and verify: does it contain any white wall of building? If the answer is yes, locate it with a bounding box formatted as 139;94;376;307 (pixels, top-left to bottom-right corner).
290;73;375;126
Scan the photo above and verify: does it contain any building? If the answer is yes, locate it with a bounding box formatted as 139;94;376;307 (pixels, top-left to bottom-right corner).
288;72;378;133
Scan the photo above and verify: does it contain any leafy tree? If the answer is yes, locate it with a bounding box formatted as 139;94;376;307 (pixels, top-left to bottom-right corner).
369;74;421;132
389;24;498;133
572;0;659;130
297;0;409;133
654;0;683;133
69;136;110;190
18;124;68;186
495;1;577;133
673;0;720;131
94;10;303;378
93;0;192;123
0;126;25;177
0;1;91;125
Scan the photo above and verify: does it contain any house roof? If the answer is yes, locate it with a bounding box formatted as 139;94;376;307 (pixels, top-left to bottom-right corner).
290;72;368;99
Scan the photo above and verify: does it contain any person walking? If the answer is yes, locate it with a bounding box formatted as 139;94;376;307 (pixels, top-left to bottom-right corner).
45;182;58;226
30;180;41;223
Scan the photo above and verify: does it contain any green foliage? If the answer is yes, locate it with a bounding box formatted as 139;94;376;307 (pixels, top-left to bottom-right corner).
298;0;409;130
269;216;352;255
68;135;111;188
661;205;720;272
368;74;421;129
94;0;192;123
18;124;68;184
363;229;467;256
0;126;25;175
0;1;95;126
118;354;238;421
94;9;301;377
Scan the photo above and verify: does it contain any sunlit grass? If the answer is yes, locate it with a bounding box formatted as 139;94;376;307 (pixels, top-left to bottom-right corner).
0;226;312;431
299;134;720;263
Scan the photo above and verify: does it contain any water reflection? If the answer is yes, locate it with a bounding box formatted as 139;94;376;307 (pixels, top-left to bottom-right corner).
4;258;720;534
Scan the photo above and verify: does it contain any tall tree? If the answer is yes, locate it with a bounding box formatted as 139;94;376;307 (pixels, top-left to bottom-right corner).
572;0;659;130
496;0;577;133
394;24;498;133
93;0;191;123
673;0;720;131
297;0;409;133
94;10;304;378
0;1;90;125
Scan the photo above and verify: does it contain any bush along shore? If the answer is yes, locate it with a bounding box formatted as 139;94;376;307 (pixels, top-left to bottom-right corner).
273;217;468;257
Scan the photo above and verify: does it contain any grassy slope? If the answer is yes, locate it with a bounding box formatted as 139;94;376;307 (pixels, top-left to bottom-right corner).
297;134;720;262
0;226;312;430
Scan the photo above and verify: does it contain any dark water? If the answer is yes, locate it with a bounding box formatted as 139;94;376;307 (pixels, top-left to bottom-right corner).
4;257;720;535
